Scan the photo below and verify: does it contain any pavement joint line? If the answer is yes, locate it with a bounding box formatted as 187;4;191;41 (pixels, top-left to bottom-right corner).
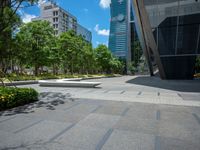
91;105;102;113
95;128;113;150
0;116;16;123
155;136;161;150
192;113;200;125
121;107;130;116
137;91;142;95
14;120;43;134
156;110;161;121
177;93;182;98
48;123;75;142
63;102;81;111
120;91;125;94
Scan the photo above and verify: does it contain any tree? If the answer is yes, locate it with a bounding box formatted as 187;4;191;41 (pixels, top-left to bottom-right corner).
132;39;143;67
15;20;54;75
58;31;81;74
95;44;113;73
0;0;39;33
0;0;39;73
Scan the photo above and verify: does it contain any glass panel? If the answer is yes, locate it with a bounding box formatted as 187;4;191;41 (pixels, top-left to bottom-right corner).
158;26;177;55
178;0;200;54
177;24;199;54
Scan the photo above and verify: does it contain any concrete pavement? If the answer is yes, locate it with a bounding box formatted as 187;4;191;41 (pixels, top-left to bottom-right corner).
0;75;200;150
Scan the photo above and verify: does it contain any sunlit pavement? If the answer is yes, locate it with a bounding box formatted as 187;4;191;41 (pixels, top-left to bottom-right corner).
0;76;200;150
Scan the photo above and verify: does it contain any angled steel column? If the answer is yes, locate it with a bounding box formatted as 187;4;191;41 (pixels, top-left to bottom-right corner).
131;0;166;78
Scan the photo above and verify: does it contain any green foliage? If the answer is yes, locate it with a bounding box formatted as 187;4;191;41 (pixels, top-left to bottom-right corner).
132;39;143;68
127;62;136;75
15;20;54;75
1;18;123;75
1;73;121;82
0;0;39;73
95;45;124;74
0;87;38;110
195;56;200;73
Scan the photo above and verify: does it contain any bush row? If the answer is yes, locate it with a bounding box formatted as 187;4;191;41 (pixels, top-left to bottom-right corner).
0;87;38;111
2;73;119;82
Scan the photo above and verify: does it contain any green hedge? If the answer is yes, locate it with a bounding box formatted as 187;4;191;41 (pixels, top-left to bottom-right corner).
0;87;38;111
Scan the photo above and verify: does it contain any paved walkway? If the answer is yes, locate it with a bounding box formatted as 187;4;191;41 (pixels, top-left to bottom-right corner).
0;76;200;150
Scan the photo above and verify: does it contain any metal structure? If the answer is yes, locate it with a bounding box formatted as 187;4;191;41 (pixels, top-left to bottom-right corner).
132;0;200;79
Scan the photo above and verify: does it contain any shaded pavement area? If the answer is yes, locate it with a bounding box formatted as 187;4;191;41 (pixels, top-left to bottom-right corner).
0;76;200;150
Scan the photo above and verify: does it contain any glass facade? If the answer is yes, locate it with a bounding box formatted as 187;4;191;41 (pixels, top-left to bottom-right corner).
133;0;200;79
109;0;129;58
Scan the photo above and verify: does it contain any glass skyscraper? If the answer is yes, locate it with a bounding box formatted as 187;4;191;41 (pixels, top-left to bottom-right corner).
109;0;132;63
132;0;200;79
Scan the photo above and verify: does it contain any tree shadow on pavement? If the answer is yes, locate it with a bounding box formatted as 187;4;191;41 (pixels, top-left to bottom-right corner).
126;76;200;92
0;92;76;116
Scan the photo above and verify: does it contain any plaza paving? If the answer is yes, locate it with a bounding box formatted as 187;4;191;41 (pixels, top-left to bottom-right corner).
0;76;200;150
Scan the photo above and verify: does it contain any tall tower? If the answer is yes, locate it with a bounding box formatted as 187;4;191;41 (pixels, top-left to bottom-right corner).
108;0;132;69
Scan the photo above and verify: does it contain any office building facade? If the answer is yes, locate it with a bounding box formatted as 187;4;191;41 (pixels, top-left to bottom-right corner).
33;1;92;42
132;0;200;79
77;24;92;42
109;0;133;62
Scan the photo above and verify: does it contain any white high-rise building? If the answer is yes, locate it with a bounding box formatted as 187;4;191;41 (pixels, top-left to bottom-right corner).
32;1;92;42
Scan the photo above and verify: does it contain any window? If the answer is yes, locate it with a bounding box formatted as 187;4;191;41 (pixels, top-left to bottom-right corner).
53;17;58;22
53;11;58;16
44;5;52;10
53;24;58;28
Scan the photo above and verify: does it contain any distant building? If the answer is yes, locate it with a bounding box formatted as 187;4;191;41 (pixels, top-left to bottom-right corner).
108;0;136;70
32;1;92;42
77;24;92;43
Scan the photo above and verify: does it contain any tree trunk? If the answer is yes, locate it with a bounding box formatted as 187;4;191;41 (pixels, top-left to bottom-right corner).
35;65;39;76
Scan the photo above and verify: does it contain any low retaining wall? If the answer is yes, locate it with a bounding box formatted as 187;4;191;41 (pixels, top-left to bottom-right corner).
0;80;38;86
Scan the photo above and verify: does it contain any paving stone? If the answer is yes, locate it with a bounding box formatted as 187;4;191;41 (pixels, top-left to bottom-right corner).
114;117;159;135
1;76;200;149
0;120;73;149
179;93;200;101
0;115;16;123
19;120;72;141
54;124;109;149
28;109;87;124
158;136;200;150
125;107;157;120
158;121;200;144
102;129;155;150
78;113;120;129
65;103;99;114
158;104;192;113
160;111;200;128
0;115;41;133
95;105;128;116
0;130;18;149
44;142;88;150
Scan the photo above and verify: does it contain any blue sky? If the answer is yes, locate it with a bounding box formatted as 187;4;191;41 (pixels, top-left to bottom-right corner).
19;0;111;47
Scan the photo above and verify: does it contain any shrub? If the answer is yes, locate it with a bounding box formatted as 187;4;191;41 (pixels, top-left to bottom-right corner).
0;87;38;111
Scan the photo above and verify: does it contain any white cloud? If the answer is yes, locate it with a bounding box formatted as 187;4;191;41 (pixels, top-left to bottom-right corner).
18;10;37;23
94;24;110;36
38;0;47;6
22;13;37;23
17;9;37;23
99;0;111;9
